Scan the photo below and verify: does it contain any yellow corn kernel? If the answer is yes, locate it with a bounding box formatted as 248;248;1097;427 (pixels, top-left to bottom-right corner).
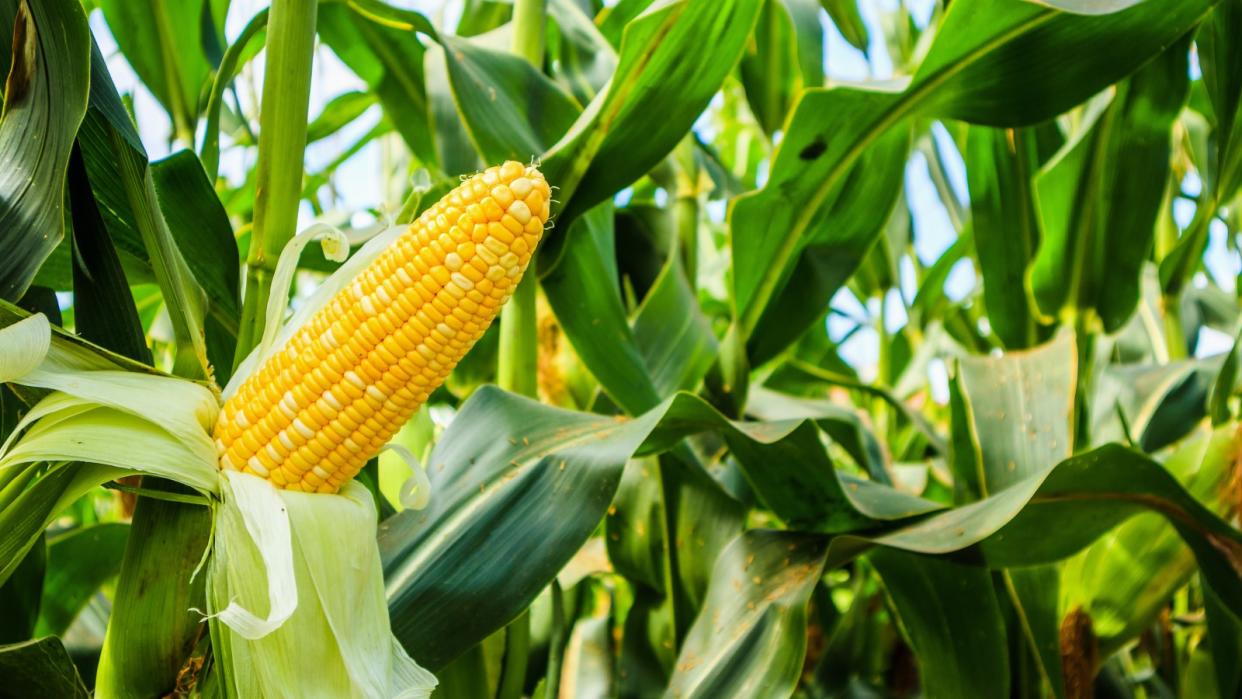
215;162;551;492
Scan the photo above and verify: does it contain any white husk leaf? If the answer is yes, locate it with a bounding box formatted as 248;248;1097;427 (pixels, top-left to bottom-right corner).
0;314;51;382
0;314;219;495
225;223;409;399
210;471;297;639
256;223;354;362
383;444;432;510
0;406;219;494
3;302;439;696
210;475;436;698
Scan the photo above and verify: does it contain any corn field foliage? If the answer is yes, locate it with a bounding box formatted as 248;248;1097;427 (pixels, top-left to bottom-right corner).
2;0;1242;696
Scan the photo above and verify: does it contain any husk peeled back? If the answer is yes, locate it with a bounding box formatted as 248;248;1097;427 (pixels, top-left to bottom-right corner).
1;244;439;696
0;313;220;495
209;472;436;698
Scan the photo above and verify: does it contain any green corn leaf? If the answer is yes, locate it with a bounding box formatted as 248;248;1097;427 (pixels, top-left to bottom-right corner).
0;0;90;301
34;523;129;637
870;549;1010;699
665;530;828;699
730;0;1220;350
541;0;764;256
318;3;440;171
1061;424;1240;655
95;0;224;141
0;636;90;698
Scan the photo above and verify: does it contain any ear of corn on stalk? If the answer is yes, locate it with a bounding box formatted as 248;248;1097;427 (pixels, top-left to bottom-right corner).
214;161;551;493
0;163;550;697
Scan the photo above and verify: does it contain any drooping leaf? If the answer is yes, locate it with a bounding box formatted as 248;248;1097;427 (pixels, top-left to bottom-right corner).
77;41;211;378
819;0;869;53
782;0;825;90
381;386;923;669
69;145;153;365
738;0;802;136
380;387;634;670
454;0;511;37
306;90;378;144
729;0;1219;346
631;256;719;396
665;530;828;699
543;202;663;414
541;0;764;251
1031;39;1189;330
440;33;581;163
1061;425;1240;655
318;3;439;171
1093;359;1218;452
0;0;91;300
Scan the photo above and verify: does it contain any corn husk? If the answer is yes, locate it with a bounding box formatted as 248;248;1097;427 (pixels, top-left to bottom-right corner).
209;472;435;698
0;228;440;696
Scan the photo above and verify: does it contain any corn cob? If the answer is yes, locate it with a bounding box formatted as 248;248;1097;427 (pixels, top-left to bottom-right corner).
214;161;551;493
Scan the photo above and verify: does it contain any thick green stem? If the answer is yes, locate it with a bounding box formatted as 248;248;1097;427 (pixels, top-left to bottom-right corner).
510;0;545;64
544;580;566;698
498;275;539;396
875;292;892;442
496;609;531;699
672;138;700;285
1162;294;1189;361
233;0;319;368
497;0;545;399
97;484;211;698
674;195;698;283
495;4;546;689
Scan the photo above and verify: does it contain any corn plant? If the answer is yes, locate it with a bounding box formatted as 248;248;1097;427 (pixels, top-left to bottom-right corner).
0;0;1241;697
